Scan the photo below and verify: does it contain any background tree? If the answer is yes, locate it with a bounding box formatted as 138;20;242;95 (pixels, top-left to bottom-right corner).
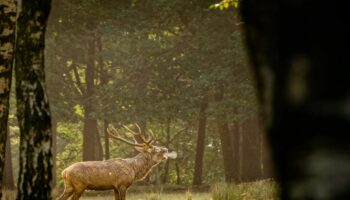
43;0;272;189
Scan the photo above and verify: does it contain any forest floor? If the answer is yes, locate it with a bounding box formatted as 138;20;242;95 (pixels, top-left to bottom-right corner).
3;179;278;200
81;192;210;200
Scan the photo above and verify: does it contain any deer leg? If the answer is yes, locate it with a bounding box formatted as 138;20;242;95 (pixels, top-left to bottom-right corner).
56;189;73;200
113;188;120;200
118;186;127;200
57;180;74;200
71;189;85;200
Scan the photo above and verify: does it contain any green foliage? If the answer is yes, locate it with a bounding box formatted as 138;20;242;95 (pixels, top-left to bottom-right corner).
210;0;239;10
44;0;259;187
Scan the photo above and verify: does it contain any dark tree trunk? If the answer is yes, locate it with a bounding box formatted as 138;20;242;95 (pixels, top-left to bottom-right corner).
98;35;110;161
192;100;208;186
0;0;16;197
82;24;103;161
104;120;110;160
215;84;237;183
51;118;57;187
3;131;14;189
175;162;181;185
241;1;350;199
231;122;240;181
15;0;53;199
83;118;102;161
241;118;261;182
162;119;171;184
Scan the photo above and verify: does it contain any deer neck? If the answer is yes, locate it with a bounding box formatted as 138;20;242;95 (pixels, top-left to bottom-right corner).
131;153;158;181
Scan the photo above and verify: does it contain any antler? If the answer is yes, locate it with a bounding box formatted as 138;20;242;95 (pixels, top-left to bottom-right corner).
123;124;154;146
107;126;145;147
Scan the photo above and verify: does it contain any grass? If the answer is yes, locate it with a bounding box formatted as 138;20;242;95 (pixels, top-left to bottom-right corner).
81;192;210;200
3;179;278;200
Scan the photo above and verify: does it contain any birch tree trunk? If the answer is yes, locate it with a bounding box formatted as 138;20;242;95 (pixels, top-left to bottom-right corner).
15;0;53;199
0;0;17;197
3;131;14;190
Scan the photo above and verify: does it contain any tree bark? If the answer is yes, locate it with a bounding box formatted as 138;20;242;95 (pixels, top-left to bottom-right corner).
82;23;103;161
104;120;110;160
192;100;208;186
3;130;14;189
215;84;237;183
51;118;57;187
98;38;110;161
0;0;16;197
231;122;240;181
15;0;53;199
241;118;261;182
162;119;171;184
175;162;181;185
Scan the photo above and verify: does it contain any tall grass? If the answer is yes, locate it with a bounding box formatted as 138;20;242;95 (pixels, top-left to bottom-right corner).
211;179;279;200
211;183;240;200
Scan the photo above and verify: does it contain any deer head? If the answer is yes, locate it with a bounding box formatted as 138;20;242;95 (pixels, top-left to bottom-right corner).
107;124;176;163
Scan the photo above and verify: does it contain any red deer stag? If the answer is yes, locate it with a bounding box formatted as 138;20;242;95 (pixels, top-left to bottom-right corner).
57;124;177;200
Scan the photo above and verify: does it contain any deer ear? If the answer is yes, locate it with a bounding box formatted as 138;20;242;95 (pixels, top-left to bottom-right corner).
134;146;151;153
134;146;144;152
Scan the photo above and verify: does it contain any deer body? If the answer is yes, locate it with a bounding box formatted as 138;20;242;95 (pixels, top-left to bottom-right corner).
57;124;175;200
61;153;158;190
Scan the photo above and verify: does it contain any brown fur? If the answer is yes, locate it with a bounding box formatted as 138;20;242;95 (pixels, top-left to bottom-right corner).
57;147;168;200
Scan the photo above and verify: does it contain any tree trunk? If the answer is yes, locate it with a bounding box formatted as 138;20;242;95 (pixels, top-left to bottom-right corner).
104;120;110;160
15;0;53;199
215;84;237;183
231;122;240;181
0;0;16;197
82;23;103;161
51;118;57;187
3;130;14;189
98;35;110;161
192;100;208;186
241;1;350;198
238;123;243;182
162;119;171;184
241;118;261;182
175;162;181;185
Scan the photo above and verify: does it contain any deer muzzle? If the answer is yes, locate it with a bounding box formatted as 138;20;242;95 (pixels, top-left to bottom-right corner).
164;151;177;159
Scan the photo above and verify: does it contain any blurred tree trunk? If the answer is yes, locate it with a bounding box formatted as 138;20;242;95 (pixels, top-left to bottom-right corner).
192;99;208;186
162;118;171;184
215;84;237;183
15;0;53;198
98;34;110;161
241;0;350;198
238;123;243;182
0;0;16;197
241;117;261;182
103;120;110;160
4;131;14;189
51;118;57;187
231;122;240;181
175;162;181;185
83;22;103;161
